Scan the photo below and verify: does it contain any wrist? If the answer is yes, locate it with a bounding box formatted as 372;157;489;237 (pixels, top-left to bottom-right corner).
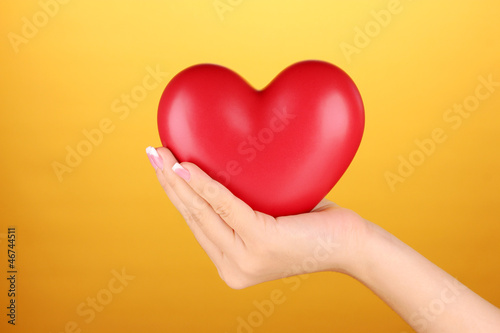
336;218;394;281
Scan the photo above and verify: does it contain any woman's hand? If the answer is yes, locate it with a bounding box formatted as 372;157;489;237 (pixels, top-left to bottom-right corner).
146;146;369;289
147;146;500;332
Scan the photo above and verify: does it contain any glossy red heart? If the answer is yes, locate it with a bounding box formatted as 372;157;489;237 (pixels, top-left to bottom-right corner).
158;60;364;217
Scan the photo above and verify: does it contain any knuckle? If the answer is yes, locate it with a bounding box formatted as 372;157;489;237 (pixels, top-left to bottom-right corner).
180;197;210;222
213;197;234;220
201;182;234;220
188;205;209;225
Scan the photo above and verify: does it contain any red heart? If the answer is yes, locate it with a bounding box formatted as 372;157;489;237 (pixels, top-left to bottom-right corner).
158;60;364;217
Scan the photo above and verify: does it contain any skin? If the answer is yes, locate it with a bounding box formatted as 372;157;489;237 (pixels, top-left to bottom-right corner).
148;147;500;332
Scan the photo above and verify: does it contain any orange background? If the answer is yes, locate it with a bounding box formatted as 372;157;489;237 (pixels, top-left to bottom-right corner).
1;1;499;332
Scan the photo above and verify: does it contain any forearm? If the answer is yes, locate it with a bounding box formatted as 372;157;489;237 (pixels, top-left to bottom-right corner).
346;221;500;332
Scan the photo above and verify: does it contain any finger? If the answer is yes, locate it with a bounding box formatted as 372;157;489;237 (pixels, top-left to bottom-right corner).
164;181;225;264
155;167;188;217
148;146;188;214
312;198;339;212
178;162;258;239
147;147;223;264
155;147;240;252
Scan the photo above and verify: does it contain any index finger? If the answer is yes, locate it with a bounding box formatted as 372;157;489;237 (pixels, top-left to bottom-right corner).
179;161;260;239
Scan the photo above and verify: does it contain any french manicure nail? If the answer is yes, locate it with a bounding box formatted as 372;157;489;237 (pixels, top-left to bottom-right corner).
146;146;164;170
172;163;191;182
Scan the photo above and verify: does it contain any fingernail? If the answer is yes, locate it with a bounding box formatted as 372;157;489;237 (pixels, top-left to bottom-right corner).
146;146;164;170
172;163;191;182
